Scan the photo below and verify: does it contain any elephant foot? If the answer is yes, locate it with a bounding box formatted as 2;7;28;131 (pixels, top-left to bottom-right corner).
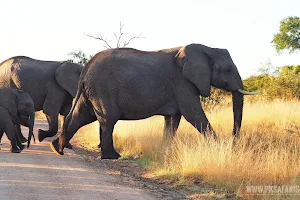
50;139;64;156
19;136;28;143
101;148;121;159
10;147;22;153
64;141;73;149
18;144;26;152
38;129;56;142
38;129;47;142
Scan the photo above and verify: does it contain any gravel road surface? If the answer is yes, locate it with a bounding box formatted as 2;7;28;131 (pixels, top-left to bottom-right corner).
0;120;157;200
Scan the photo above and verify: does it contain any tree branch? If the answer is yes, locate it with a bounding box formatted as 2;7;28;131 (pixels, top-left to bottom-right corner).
86;22;144;49
116;22;125;48
86;34;112;49
123;33;144;47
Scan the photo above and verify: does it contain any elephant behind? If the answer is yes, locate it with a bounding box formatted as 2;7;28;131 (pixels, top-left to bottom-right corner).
0;56;83;147
51;44;255;159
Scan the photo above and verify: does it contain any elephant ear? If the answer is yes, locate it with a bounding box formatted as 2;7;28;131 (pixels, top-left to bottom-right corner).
175;44;212;97
55;62;83;97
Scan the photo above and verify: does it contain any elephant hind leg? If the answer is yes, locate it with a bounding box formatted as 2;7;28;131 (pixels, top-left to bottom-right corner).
92;103;121;159
97;117;120;159
51;93;96;155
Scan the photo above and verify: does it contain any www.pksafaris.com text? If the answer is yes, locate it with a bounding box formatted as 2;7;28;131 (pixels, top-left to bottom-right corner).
246;185;300;195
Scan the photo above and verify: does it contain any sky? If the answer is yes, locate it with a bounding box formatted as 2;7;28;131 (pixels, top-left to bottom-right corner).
0;0;299;78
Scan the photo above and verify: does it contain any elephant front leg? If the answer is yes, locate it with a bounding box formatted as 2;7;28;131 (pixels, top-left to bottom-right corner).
15;125;28;147
15;124;27;143
10;138;22;153
178;96;218;140
5;127;23;153
163;114;181;142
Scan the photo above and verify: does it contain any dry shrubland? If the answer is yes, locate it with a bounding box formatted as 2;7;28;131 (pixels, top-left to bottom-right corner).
72;100;300;198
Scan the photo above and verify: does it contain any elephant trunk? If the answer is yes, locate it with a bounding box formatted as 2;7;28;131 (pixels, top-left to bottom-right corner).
27;110;35;148
232;90;244;137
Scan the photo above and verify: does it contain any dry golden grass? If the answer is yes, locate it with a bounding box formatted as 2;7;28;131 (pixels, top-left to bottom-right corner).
35;111;47;120
72;100;300;198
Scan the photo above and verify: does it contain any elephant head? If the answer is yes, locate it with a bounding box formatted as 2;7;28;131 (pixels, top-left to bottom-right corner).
12;89;35;146
13;90;35;116
175;44;256;137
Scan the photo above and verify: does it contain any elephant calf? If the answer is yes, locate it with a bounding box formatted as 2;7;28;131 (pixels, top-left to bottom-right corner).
0;88;35;148
0;106;26;153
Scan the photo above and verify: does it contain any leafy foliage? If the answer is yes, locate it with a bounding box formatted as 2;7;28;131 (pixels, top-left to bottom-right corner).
244;65;300;100
67;50;93;65
203;63;300;107
200;88;229;109
271;16;300;54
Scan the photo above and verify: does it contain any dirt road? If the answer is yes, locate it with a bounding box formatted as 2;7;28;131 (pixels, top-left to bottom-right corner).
0;120;157;200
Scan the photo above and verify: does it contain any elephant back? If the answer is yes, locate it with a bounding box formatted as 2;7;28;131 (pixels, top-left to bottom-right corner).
0;56;62;110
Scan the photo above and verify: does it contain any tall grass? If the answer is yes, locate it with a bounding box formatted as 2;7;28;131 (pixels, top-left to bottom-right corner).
72;100;300;197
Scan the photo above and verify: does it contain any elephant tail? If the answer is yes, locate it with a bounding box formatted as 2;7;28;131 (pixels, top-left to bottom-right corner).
59;81;84;151
61;81;84;133
69;81;84;117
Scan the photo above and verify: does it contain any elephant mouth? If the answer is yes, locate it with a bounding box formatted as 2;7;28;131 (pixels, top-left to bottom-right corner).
237;89;257;95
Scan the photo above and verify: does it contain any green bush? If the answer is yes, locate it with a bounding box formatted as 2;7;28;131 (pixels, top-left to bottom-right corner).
200;87;229;109
243;65;300;101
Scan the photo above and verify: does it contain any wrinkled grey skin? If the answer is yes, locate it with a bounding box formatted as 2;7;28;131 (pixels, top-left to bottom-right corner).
0;88;35;147
51;44;247;159
0;56;83;145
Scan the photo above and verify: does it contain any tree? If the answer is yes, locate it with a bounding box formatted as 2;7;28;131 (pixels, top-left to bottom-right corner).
271;16;300;54
67;50;93;65
68;22;144;65
86;21;143;49
258;59;277;75
243;64;300;100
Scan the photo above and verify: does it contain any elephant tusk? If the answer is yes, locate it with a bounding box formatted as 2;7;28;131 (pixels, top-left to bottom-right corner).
238;89;258;95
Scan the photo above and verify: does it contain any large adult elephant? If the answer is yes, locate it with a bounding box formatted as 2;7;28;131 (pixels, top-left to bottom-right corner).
50;44;256;159
0;56;83;147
